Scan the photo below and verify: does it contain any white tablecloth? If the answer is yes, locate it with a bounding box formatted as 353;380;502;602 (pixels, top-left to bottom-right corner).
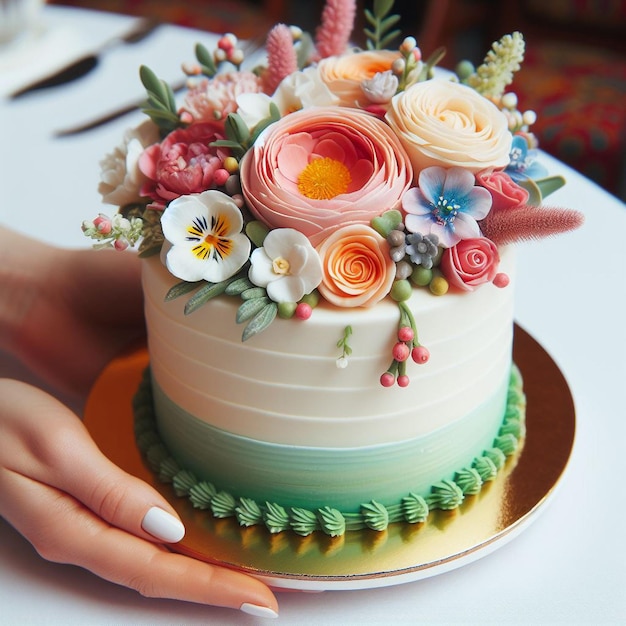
1;6;625;624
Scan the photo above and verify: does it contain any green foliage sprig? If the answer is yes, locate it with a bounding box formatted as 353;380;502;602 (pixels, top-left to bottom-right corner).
364;0;401;51
139;65;181;134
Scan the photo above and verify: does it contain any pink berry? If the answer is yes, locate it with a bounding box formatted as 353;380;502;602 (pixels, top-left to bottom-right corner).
412;345;430;364
295;302;312;320
380;372;395;387
114;238;129;251
397;375;410;387
392;342;410;362
493;272;510;288
93;215;112;234
397;326;414;342
213;168;230;186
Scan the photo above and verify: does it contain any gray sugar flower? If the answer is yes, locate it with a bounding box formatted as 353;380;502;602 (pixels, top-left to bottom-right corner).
406;232;439;269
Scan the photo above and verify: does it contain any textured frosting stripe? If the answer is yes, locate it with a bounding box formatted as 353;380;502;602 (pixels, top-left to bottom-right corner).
150;368;509;511
134;366;526;535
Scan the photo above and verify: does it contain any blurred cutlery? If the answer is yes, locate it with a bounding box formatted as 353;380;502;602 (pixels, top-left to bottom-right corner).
8;18;160;99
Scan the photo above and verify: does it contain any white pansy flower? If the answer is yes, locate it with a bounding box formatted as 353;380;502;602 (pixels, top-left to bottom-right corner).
161;191;251;283
249;228;323;303
98;120;160;206
237;66;339;130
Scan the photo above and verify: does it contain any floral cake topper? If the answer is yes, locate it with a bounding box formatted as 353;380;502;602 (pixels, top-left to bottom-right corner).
83;0;583;386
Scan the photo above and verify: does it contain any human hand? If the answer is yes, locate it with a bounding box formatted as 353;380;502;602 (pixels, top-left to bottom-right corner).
0;227;146;402
0;379;279;618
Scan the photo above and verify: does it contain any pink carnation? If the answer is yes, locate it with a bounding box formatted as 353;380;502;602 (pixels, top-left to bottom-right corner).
440;237;500;292
239;106;412;246
139;123;227;209
180;71;262;124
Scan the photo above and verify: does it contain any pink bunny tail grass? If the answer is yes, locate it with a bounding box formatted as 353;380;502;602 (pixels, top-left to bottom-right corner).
263;23;298;94
315;0;357;59
480;205;585;246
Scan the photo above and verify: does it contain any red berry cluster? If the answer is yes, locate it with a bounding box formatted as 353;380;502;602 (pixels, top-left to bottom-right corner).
380;317;430;388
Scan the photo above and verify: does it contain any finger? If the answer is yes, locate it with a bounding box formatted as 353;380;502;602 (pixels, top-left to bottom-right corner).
0;469;278;617
1;380;184;544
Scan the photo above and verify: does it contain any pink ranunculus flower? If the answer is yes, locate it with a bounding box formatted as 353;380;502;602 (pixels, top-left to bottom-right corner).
475;170;529;211
139;122;227;210
317;50;401;107
440;237;500;292
386;79;512;175
316;224;396;308
180;71;262;124
239;106;413;246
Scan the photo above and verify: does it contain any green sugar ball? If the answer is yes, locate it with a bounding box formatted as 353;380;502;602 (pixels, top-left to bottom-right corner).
390;279;412;302
278;301;297;318
411;266;433;287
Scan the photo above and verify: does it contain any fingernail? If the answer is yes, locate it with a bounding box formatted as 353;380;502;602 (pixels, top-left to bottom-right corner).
141;507;185;543
240;603;279;618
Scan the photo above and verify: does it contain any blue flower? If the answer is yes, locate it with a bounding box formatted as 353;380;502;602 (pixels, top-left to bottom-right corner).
402;167;492;248
506;135;548;182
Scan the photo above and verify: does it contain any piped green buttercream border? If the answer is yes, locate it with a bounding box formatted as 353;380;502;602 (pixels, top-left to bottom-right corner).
133;366;526;537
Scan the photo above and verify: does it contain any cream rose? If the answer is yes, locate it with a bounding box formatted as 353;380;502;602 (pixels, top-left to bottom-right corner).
98;120;160;206
385;79;512;175
316;224;396;308
317;50;401;107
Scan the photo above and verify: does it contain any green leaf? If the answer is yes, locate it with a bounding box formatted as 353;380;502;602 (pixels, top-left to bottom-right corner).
374;0;395;16
241;287;267;300
195;42;217;76
236;296;271;323
165;280;202;301
242;302;277;341
225;112;250;145
245;220;269;247
225;276;255;295
184;281;229;314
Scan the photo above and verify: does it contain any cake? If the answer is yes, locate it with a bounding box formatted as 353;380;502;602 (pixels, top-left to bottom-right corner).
83;0;582;538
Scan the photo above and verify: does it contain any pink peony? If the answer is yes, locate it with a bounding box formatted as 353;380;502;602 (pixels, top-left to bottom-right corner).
239;106;412;246
476;170;529;211
139;123;227;209
316;224;396;307
440;237;500;291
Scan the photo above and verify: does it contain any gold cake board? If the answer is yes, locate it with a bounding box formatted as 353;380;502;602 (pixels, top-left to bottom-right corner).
84;324;575;591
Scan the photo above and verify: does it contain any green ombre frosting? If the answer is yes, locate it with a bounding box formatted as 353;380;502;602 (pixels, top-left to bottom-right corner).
133;365;527;536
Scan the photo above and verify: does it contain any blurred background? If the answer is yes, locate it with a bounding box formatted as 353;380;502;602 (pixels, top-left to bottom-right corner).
47;0;625;201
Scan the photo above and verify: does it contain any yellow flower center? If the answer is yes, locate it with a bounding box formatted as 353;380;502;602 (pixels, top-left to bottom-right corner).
297;157;351;200
188;214;233;261
272;256;290;275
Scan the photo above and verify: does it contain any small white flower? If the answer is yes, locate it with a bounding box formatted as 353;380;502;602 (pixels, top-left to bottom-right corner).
236;66;338;130
361;70;398;104
161;190;251;283
98;120;159;206
249;228;322;303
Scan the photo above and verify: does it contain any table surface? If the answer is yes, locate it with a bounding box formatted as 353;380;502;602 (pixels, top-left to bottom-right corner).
1;6;625;624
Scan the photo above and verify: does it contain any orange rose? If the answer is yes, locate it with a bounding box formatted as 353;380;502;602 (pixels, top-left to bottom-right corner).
316;224;396;308
317;50;401;107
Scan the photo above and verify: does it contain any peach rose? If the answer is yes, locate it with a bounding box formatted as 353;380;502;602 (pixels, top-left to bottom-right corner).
317;50;401;107
316;224;396;307
440;237;500;291
386;80;512;175
239;106;412;246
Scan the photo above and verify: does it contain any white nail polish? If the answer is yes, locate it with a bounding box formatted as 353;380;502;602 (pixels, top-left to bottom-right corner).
141;507;185;543
240;603;279;618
